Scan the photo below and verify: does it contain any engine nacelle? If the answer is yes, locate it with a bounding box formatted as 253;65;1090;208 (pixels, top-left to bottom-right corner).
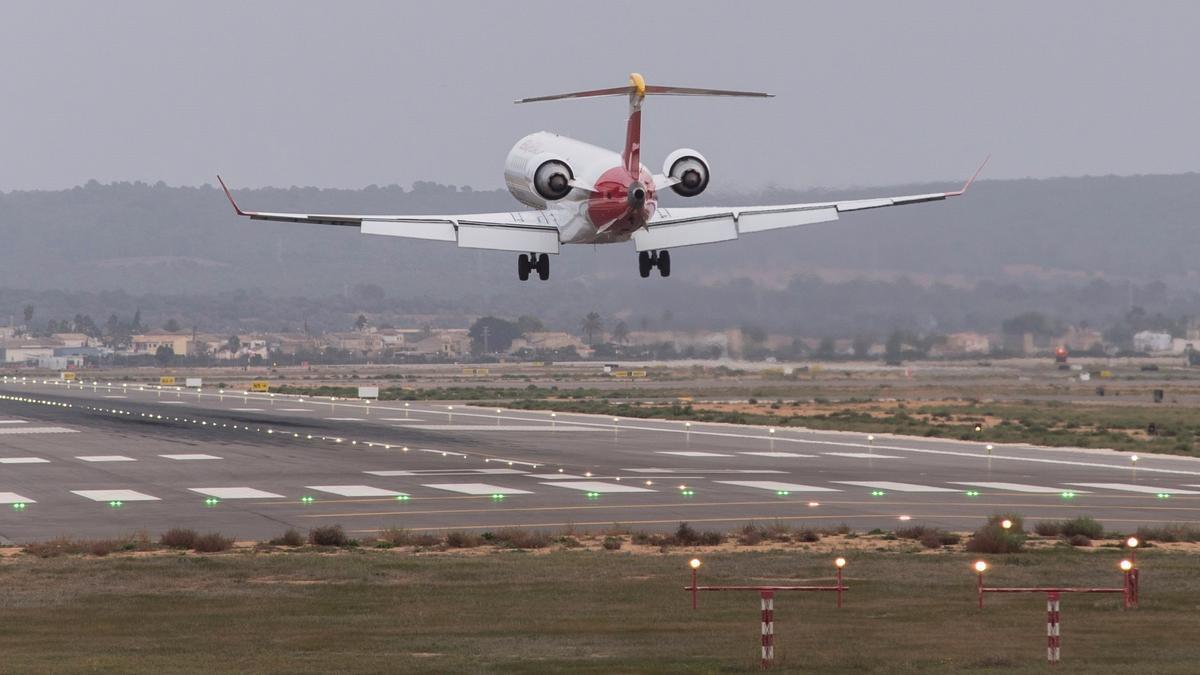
662;148;709;197
506;132;608;208
532;159;573;201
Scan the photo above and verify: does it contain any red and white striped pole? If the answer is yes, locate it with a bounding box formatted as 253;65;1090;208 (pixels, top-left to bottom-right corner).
1046;592;1061;665
760;590;775;669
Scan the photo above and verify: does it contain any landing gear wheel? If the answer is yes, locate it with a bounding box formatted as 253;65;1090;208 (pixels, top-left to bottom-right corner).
638;251;653;278
536;253;550;280
658;250;671;277
517;254;530;281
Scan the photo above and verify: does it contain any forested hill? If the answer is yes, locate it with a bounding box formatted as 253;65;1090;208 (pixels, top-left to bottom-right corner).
1;173;1197;299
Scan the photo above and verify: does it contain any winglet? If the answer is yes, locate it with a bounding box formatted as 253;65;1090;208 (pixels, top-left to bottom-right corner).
216;175;247;216
946;155;990;197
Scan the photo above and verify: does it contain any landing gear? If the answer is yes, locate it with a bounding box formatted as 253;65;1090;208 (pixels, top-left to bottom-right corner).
518;253;550;281
638;250;671;278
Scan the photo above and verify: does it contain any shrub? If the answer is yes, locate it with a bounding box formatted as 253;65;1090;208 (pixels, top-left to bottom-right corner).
737;524;764;546
89;540;115;557
270;528;305;547
1067;534;1092;547
1034;521;1062;537
674;522;701;545
1136;523;1200;543
631;531;653;545
557;536;583;548
602;536;622;551
444;531;484;548
378;527;438;547
1060;517;1104;540
966;520;1026;554
797;529;820;543
193;532;234;553
308;525;349;547
986;513;1025;533
160;528;198;549
492;528;550;549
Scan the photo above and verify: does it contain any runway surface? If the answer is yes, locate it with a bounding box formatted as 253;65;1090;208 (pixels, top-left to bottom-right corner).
2;376;1199;543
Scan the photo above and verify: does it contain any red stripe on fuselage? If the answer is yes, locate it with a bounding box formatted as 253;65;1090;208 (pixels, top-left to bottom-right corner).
623;109;641;175
586;165;657;236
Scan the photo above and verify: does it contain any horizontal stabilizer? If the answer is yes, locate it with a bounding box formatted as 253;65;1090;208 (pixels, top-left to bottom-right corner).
517;74;771;103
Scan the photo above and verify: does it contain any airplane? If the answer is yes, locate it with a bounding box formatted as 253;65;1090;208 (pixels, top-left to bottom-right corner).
219;73;984;281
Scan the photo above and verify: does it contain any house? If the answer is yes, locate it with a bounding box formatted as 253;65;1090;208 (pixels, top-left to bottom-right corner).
938;332;991;355
406;330;470;357
0;340;59;364
510;331;588;353
1133;331;1173;353
50;333;91;348
131;333;192;356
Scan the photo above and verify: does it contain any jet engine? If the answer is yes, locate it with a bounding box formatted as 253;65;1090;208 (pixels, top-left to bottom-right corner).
532;159;574;201
662;149;709;197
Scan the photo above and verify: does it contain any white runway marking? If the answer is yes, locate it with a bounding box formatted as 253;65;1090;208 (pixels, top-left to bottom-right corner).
656;451;734;457
1067;482;1200;495
72;489;160;502
0;492;35;504
422;483;533;495
739;452;817;458
327;417;366;421
407;424;601;432
0;457;49;464
103;395;127;399
383;418;424;422
365;468;527;477
716;481;841;493
277;408;312;412
834;481;957;493
306;485;408;497
76;455;136;463
950;482;1088;494
527;473;587;480
624;468;787;474
189;487;285;499
418;449;467;457
230;407;264;412
160;401;185;405
823;452;904;459
540;481;655;493
0;420;29;424
0;427;78;435
159;454;222;461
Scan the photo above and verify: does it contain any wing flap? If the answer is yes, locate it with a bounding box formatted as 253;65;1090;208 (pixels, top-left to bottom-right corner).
360;219;456;242
457;223;559;253
633;215;737;251
737;207;838;233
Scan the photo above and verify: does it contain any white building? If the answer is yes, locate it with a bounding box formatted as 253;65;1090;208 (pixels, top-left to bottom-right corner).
1133;331;1173;353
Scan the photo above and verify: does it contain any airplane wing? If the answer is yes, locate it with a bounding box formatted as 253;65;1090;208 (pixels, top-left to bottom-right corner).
633;159;988;252
217;177;561;254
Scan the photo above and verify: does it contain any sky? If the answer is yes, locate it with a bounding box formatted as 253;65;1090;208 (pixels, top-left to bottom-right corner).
1;1;1197;192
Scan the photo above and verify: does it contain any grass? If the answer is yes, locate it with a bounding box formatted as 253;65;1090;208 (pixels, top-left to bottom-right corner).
0;546;1197;672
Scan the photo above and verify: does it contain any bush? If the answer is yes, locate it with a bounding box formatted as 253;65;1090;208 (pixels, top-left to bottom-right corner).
89;540;115;557
797;529;821;543
602;536;622;550
308;525;349;547
1136;523;1200;543
1067;534;1092;547
492;528;549;549
1060;517;1104;540
193;532;234;553
1034;521;1062;537
378;527;439;547
986;513;1025;533
737;524;764;546
966;519;1026;554
160;528;198;549
673;523;723;546
444;531;484;548
269;528;305;547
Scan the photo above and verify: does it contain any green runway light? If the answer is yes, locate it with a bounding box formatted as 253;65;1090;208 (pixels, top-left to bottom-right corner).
965;490;981;497
204;497;220;507
395;495;410;502
1060;491;1077;499
12;502;27;511
776;490;790;496
300;495;315;504
491;493;506;500
1157;492;1171;499
871;490;886;497
108;500;124;509
680;489;696;497
585;491;600;499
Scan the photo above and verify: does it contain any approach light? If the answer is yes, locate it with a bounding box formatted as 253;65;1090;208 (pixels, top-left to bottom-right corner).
689;558;702;570
807;501;820;507
898;515;912;521
1120;560;1133;572
1127;537;1139;549
1001;519;1013;530
974;560;988;573
835;557;846;569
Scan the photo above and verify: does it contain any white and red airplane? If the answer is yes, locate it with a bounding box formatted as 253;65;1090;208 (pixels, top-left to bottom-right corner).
220;73;984;280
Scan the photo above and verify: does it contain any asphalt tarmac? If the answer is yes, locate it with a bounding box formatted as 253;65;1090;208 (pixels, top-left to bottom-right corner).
1;376;1198;543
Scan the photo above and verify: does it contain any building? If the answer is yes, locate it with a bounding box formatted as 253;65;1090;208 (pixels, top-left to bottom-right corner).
0;340;58;364
405;330;470;357
131;333;193;356
509;331;588;353
1133;331;1173;354
50;333;91;348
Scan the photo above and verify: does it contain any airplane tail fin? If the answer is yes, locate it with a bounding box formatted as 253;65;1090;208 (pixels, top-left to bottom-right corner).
516;74;771;176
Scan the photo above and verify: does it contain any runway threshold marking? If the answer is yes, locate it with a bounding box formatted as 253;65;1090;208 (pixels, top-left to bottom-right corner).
716;481;841;493
1067;482;1200;495
739;452;817;458
0;427;78;435
834;481;958;493
0;492;35;504
656;451;734;457
539;481;655;493
422;483;533;495
950;481;1090;494
72;489;160;502
188;487;285;499
306;485;409;497
365;468;526;476
159;454;222;461
76;455;136;463
0;457;50;464
822;452;904;459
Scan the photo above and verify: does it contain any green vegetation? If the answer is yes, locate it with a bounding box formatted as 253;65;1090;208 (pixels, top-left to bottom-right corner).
0;540;1196;672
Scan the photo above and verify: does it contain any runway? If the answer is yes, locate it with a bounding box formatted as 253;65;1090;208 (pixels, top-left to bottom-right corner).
1;376;1199;543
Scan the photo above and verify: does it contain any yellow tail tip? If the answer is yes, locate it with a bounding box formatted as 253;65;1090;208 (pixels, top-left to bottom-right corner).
629;72;646;96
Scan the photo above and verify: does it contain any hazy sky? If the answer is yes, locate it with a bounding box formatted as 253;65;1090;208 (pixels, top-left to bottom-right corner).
1;1;1197;192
